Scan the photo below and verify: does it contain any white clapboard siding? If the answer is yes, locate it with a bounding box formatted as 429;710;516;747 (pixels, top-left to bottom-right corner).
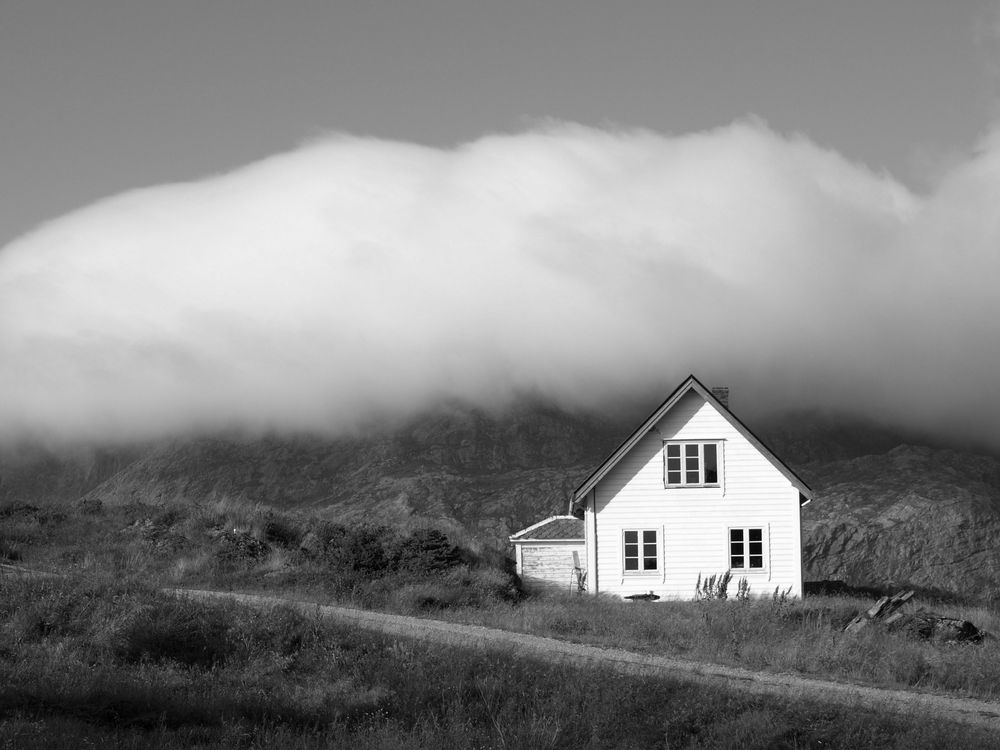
592;390;803;599
518;542;586;592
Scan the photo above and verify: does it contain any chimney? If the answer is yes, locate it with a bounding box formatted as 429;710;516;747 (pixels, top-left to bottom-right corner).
711;386;730;408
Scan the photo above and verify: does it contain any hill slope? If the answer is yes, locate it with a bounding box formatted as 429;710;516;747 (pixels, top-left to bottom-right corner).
798;444;1000;598
3;404;1000;598
3;402;626;543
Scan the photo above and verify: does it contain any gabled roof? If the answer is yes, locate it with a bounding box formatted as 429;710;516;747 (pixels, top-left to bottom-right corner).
509;515;584;542
571;374;813;511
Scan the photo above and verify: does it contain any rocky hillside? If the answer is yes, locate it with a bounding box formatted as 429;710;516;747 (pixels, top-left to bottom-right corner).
3;403;1000;598
759;413;1000;599
0;401;627;544
797;445;1000;599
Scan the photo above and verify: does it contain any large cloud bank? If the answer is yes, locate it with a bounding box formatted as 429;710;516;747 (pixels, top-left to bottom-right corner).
2;121;999;445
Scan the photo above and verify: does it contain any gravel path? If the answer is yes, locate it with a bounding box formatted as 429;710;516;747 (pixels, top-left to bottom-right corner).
172;588;1000;731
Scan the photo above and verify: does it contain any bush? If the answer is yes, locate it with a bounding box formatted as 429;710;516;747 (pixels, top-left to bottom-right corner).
214;531;269;565
262;515;302;547
344;525;395;573
397;528;463;574
314;522;392;573
116;598;233;668
316;523;464;576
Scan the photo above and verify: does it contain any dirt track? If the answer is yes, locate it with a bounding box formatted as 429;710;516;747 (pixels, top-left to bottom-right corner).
173;588;1000;731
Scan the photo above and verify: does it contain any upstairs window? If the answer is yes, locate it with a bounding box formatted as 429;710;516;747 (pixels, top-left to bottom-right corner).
664;441;720;486
729;527;765;570
623;529;658;573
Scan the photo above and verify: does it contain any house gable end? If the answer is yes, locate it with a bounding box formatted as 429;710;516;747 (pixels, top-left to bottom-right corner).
570;374;812;512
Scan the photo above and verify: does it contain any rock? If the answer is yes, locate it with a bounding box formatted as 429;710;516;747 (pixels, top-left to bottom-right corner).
842;590;987;644
893;611;987;643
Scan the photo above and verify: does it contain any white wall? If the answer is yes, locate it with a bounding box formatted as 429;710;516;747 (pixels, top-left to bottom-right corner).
592;391;802;599
518;541;586;593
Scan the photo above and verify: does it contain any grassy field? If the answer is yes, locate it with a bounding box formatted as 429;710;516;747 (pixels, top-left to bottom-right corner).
2;574;998;749
0;495;518;610
438;591;1000;702
4;495;1000;746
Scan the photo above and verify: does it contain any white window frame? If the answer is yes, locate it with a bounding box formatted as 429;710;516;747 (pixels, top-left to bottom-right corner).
663;440;722;488
622;529;659;575
728;526;767;572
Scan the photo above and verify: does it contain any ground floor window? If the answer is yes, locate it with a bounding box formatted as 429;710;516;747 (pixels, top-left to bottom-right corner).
623;529;658;572
729;527;764;570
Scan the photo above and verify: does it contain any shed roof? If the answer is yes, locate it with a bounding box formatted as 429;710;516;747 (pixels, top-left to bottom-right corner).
571;374;813;512
509;515;584;541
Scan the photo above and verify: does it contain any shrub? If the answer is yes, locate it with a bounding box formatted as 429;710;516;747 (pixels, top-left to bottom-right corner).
116;598;233;668
397;528;463;574
344;525;395;573
262;515;302;548
214;530;269;565
316;523;399;574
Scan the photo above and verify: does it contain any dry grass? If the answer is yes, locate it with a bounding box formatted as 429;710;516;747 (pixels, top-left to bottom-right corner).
1;575;997;749
440;590;1000;702
0;495;519;609
5;494;1000;723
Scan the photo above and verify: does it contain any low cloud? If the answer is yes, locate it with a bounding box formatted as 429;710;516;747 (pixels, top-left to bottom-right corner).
2;120;999;446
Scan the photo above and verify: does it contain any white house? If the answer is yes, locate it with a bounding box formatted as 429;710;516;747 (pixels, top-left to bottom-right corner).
510;375;813;598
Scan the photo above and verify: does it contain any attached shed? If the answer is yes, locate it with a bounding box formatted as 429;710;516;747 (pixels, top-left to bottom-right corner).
509;515;585;593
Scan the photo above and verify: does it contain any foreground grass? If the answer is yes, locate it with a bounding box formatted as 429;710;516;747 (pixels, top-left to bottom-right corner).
2;575;998;749
5;495;1000;709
